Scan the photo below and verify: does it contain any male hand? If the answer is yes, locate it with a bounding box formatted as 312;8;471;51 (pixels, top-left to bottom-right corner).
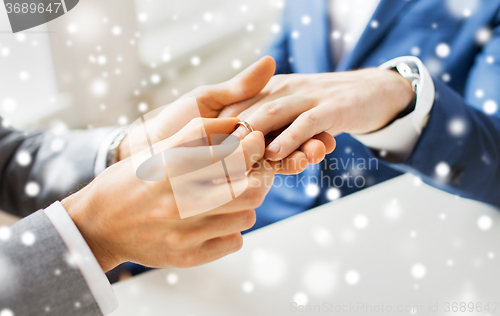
62;118;274;272
219;66;414;162
118;56;336;174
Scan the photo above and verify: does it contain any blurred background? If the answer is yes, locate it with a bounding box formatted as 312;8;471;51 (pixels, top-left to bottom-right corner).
0;0;284;128
0;0;283;225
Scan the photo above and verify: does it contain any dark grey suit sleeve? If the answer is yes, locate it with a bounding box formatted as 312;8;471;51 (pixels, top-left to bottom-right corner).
0;209;102;315
0;117;117;217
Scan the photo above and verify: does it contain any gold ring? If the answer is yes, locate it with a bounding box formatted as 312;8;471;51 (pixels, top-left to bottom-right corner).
236;121;254;133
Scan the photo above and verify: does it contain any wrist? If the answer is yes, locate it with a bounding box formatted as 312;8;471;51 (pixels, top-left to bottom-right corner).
62;190;122;272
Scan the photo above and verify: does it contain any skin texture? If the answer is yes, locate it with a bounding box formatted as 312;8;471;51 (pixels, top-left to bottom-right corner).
219;65;414;162
118;56;336;175
63;118;275;272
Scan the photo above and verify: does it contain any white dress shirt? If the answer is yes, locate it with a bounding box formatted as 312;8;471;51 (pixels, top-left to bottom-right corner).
329;0;436;160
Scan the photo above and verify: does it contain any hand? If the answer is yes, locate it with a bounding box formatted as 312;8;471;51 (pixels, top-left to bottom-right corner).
62;118;274;272
219;67;414;162
118;57;335;174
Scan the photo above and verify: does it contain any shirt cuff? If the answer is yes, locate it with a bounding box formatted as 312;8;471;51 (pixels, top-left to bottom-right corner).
94;127;128;177
352;56;435;160
44;202;119;315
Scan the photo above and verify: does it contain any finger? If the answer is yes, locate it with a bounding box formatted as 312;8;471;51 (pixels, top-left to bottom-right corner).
275;151;308;175
187;56;276;113
206;159;275;215
193;210;256;241
265;109;329;161
194;233;244;266
313;132;336;154
233;95;316;140
218;92;268;118
299;138;326;165
240;131;265;169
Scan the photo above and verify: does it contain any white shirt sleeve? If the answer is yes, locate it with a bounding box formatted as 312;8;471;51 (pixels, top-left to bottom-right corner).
44;202;119;315
94;127;128;177
352;56;435;160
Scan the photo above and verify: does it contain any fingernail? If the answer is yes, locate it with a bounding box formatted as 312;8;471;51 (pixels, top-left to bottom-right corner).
267;142;281;154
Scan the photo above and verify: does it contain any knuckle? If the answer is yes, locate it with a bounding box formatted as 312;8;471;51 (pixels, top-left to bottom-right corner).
302;111;318;125
165;231;185;249
262;102;281;116
287;129;302;142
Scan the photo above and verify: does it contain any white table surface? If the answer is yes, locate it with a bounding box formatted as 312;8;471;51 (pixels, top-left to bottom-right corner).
110;174;500;316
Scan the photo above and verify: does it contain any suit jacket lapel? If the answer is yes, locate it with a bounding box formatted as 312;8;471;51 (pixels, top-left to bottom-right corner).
335;0;413;72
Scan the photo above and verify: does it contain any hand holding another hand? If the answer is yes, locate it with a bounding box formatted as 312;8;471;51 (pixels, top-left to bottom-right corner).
220;65;414;163
62;118;274;272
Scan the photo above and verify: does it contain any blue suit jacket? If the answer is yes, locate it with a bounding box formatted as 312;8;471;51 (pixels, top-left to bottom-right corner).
252;0;500;231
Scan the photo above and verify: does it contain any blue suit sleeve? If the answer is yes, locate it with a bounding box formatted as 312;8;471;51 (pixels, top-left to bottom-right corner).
400;18;500;206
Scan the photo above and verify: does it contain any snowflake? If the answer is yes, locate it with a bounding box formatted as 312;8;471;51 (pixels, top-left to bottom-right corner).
67;24;78;34
291;31;300;39
111;26;122;36
477;215;493;231
0;226;12;241
203;12;213;22
2;98;17;113
118;116;128;125
150;74;161;84
21;231;36;246
435;162;451;177
353;214;368;229
483;100;498;115
305;183;319;197
301;15;311;26
97;55;107;65
242;281;254;293
476;28;492;45
326;187;341;201
293;292;309;305
19;71;29;81
91;79;108;96
138;12;148;23
271;24;281;34
436;43;451;58
411;263;426;279
138;102;148;113
370;20;379;29
25;182;40;197
345;270;360;285
16;151;32;166
442;73;451;82
448;118;467;136
411;46;421;56
231;59;242;70
475;89;484;98
0;309;14;316
166;272;179;284
190;56;201;66
311;226;332;245
0;46;10;57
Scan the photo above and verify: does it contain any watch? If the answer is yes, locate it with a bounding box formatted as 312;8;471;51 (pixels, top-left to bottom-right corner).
106;129;128;167
367;61;420;134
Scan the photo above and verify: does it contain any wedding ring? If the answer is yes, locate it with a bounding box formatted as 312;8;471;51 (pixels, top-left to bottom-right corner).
236;121;254;133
